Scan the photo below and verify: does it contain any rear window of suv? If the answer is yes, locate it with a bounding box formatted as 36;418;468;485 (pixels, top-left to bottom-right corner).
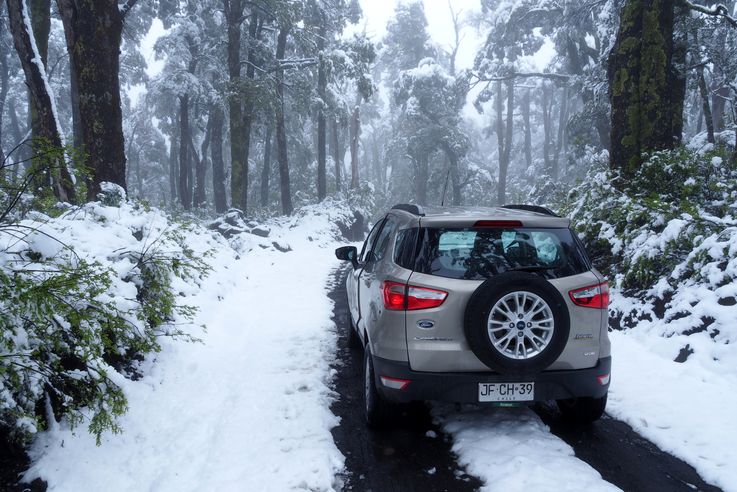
414;227;589;280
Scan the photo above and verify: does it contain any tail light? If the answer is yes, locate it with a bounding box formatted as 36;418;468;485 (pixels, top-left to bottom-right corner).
382;281;448;311
569;282;609;309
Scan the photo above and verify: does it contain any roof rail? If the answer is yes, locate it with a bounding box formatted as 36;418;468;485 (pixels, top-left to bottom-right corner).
502;204;559;217
391;203;425;216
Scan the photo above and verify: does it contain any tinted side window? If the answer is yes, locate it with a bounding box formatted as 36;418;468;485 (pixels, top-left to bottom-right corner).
359;218;385;263
393;227;419;269
372;219;397;262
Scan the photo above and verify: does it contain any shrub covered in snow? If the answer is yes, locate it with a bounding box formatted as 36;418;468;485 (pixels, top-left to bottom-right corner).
0;198;212;446
562;146;737;350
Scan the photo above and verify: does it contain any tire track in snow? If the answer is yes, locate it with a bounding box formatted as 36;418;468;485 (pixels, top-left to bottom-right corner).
329;268;481;491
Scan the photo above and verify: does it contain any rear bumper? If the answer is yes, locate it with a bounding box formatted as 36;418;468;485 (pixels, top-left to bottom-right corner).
373;356;611;404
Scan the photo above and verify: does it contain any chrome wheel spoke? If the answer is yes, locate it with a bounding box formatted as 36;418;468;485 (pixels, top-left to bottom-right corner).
487;291;555;361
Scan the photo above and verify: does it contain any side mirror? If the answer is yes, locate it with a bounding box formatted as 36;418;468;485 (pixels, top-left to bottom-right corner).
335;245;359;269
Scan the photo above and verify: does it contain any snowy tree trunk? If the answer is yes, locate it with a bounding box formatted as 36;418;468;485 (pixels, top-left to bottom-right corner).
415;153;428;205
56;0;129;200
331;118;341;193
8;97;24;182
522;89;532;172
7;0;75;202
178;95;191;210
27;0;49;157
316;19;327;201
194;111;212;207
260;125;272;208
169;137;178;204
542;84;552;174
495;80;513;205
0;43;9;166
275;24;293;215
349;105;360;189
553;86;568;180
210;107;227;213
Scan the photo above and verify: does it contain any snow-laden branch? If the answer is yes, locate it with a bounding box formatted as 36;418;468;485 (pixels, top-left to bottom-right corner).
472;72;571;84
685;1;737;27
119;0;139;18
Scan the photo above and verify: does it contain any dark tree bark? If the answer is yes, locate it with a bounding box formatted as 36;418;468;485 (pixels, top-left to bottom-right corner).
712;85;729;132
607;0;688;179
27;0;49;150
316;18;327;201
178;95;191;209
234;10;259;212
349;105;360;189
275;24;293;215
697;65;714;144
7;0;74;202
331;117;341;192
223;0;245;211
522;89;532;171
260;125;272;208
210;106;227;213
56;0;132;200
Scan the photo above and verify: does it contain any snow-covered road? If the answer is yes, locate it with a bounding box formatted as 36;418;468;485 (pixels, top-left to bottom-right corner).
27;213;346;491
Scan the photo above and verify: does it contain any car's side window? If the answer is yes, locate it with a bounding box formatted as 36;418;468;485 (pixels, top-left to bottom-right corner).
371;218;398;263
359;218;385;263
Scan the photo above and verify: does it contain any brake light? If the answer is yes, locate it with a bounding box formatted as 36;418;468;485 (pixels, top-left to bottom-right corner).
474;220;523;228
569;282;609;309
382;281;448;311
383;281;406;310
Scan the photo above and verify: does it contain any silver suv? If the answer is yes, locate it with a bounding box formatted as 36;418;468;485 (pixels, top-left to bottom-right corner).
335;204;611;427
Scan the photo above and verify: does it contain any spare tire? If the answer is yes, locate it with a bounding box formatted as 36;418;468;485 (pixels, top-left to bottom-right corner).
464;271;570;375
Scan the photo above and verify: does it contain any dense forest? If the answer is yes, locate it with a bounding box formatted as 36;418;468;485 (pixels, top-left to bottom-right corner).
1;0;736;212
2;1;737;490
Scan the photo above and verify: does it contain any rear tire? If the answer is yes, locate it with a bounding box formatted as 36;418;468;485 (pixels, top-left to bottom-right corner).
347;316;362;349
364;349;395;428
557;393;607;424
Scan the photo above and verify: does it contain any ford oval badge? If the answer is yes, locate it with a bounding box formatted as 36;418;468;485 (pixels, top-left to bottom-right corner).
417;320;435;329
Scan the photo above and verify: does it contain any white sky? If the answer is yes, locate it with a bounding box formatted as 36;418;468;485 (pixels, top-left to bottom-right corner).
352;0;483;71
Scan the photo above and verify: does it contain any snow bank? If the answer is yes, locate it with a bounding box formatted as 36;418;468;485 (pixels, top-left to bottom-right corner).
433;405;619;492
25;201;353;491
608;331;737;492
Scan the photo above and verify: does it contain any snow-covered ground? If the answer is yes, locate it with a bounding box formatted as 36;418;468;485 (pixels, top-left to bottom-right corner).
25;205;348;491
15;200;736;492
608;330;737;492
433;405;620;492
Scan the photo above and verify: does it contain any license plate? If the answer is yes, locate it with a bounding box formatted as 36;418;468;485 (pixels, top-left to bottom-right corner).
478;382;534;402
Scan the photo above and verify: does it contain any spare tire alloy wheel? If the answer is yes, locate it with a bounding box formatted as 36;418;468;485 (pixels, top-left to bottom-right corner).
464;272;570;375
488;291;555;360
